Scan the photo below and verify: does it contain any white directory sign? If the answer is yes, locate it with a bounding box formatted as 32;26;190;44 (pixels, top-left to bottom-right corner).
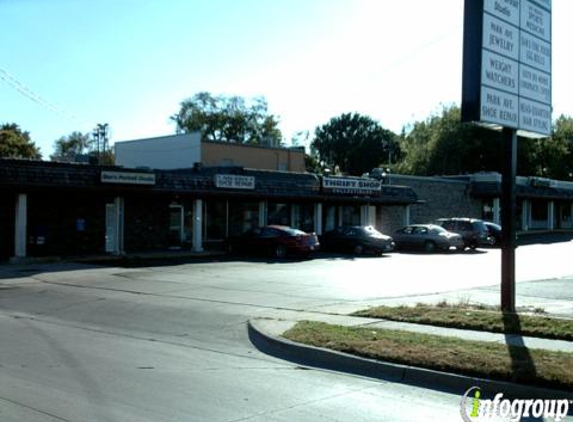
214;174;255;190
101;171;156;185
462;0;552;137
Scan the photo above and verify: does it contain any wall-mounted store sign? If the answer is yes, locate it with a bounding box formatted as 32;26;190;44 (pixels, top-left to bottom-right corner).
101;171;156;185
529;177;555;188
214;174;255;190
462;0;552;138
322;177;381;195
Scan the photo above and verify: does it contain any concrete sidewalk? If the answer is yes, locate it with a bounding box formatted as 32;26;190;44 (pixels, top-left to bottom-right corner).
248;309;573;401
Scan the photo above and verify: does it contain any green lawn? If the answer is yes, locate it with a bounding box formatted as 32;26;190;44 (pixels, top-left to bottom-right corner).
283;321;573;391
352;303;573;341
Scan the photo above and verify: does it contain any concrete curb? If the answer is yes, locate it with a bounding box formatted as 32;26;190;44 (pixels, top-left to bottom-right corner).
248;319;573;402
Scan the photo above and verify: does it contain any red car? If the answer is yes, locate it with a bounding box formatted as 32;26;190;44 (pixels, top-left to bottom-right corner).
227;225;320;258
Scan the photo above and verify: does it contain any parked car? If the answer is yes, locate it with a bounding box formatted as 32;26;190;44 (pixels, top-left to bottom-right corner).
320;225;395;255
226;225;320;258
484;221;502;246
393;224;464;253
434;218;493;249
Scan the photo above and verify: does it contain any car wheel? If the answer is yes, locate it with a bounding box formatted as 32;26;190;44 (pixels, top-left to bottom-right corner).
275;244;287;259
423;241;436;253
469;241;478;250
353;243;364;255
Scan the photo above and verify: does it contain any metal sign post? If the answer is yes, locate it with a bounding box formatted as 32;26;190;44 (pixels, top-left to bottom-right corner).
501;128;517;312
462;0;552;313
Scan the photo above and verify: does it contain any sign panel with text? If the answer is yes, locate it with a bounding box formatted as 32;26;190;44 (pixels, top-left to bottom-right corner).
462;0;552;138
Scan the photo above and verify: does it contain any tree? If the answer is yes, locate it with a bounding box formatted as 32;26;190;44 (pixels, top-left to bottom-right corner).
311;113;399;176
527;115;573;180
171;92;283;145
50;131;114;165
394;105;573;180
51;131;92;161
396;105;505;176
0;123;41;159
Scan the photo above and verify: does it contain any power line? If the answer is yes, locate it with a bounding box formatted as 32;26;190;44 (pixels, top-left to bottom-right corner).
0;67;91;126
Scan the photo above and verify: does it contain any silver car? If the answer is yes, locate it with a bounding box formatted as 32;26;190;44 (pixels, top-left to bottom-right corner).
394;224;465;253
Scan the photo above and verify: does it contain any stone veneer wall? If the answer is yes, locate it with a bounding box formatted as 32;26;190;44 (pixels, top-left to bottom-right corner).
389;175;483;224
377;205;407;235
124;195;172;252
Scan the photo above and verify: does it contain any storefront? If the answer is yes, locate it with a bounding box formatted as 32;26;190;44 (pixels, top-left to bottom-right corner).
0;159;417;261
469;174;573;232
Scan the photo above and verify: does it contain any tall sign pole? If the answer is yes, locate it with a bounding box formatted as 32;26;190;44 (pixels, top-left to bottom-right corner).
501;127;517;311
462;0;552;312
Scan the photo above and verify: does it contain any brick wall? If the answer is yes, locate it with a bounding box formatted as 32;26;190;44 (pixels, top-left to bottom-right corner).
124;195;172;252
202;142;306;172
377;205;407;235
390;175;483;224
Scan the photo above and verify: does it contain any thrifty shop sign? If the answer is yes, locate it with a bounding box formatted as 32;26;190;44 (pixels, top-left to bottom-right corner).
322;177;381;194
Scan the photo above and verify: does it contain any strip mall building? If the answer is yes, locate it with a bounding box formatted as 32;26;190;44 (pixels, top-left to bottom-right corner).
1;134;572;261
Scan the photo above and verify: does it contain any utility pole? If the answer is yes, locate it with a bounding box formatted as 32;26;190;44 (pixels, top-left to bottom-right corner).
92;123;109;163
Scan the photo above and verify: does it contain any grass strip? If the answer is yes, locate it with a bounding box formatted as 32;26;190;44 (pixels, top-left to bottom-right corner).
352;304;573;341
283;321;573;391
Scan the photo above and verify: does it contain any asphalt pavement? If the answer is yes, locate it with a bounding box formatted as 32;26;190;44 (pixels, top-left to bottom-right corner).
1;240;572;421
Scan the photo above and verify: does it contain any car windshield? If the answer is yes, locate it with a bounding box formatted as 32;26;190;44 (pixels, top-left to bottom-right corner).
431;225;450;234
282;227;307;236
361;226;384;237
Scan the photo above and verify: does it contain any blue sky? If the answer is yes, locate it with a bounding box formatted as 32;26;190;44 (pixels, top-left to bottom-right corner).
1;0;570;157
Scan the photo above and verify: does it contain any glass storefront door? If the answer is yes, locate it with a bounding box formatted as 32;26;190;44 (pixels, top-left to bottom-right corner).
168;205;184;247
204;200;227;241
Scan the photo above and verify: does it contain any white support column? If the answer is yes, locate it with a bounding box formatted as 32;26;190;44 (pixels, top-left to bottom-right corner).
192;199;204;253
14;194;27;258
114;197;125;254
368;205;376;227
360;205;368;226
521;199;530;231
314;203;323;235
493;198;501;225
291;204;300;228
403;205;411;227
258;201;267;227
548;201;555;231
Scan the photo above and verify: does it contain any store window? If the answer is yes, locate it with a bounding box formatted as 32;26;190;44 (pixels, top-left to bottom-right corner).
228;201;259;236
169;205;183;247
558;202;572;229
531;200;548;222
482;199;494;221
292;204;315;233
268;203;290;226
204;200;227;241
341;205;360;226
324;206;339;232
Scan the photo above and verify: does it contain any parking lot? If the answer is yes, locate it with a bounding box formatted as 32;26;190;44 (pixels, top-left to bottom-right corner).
0;238;571;421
